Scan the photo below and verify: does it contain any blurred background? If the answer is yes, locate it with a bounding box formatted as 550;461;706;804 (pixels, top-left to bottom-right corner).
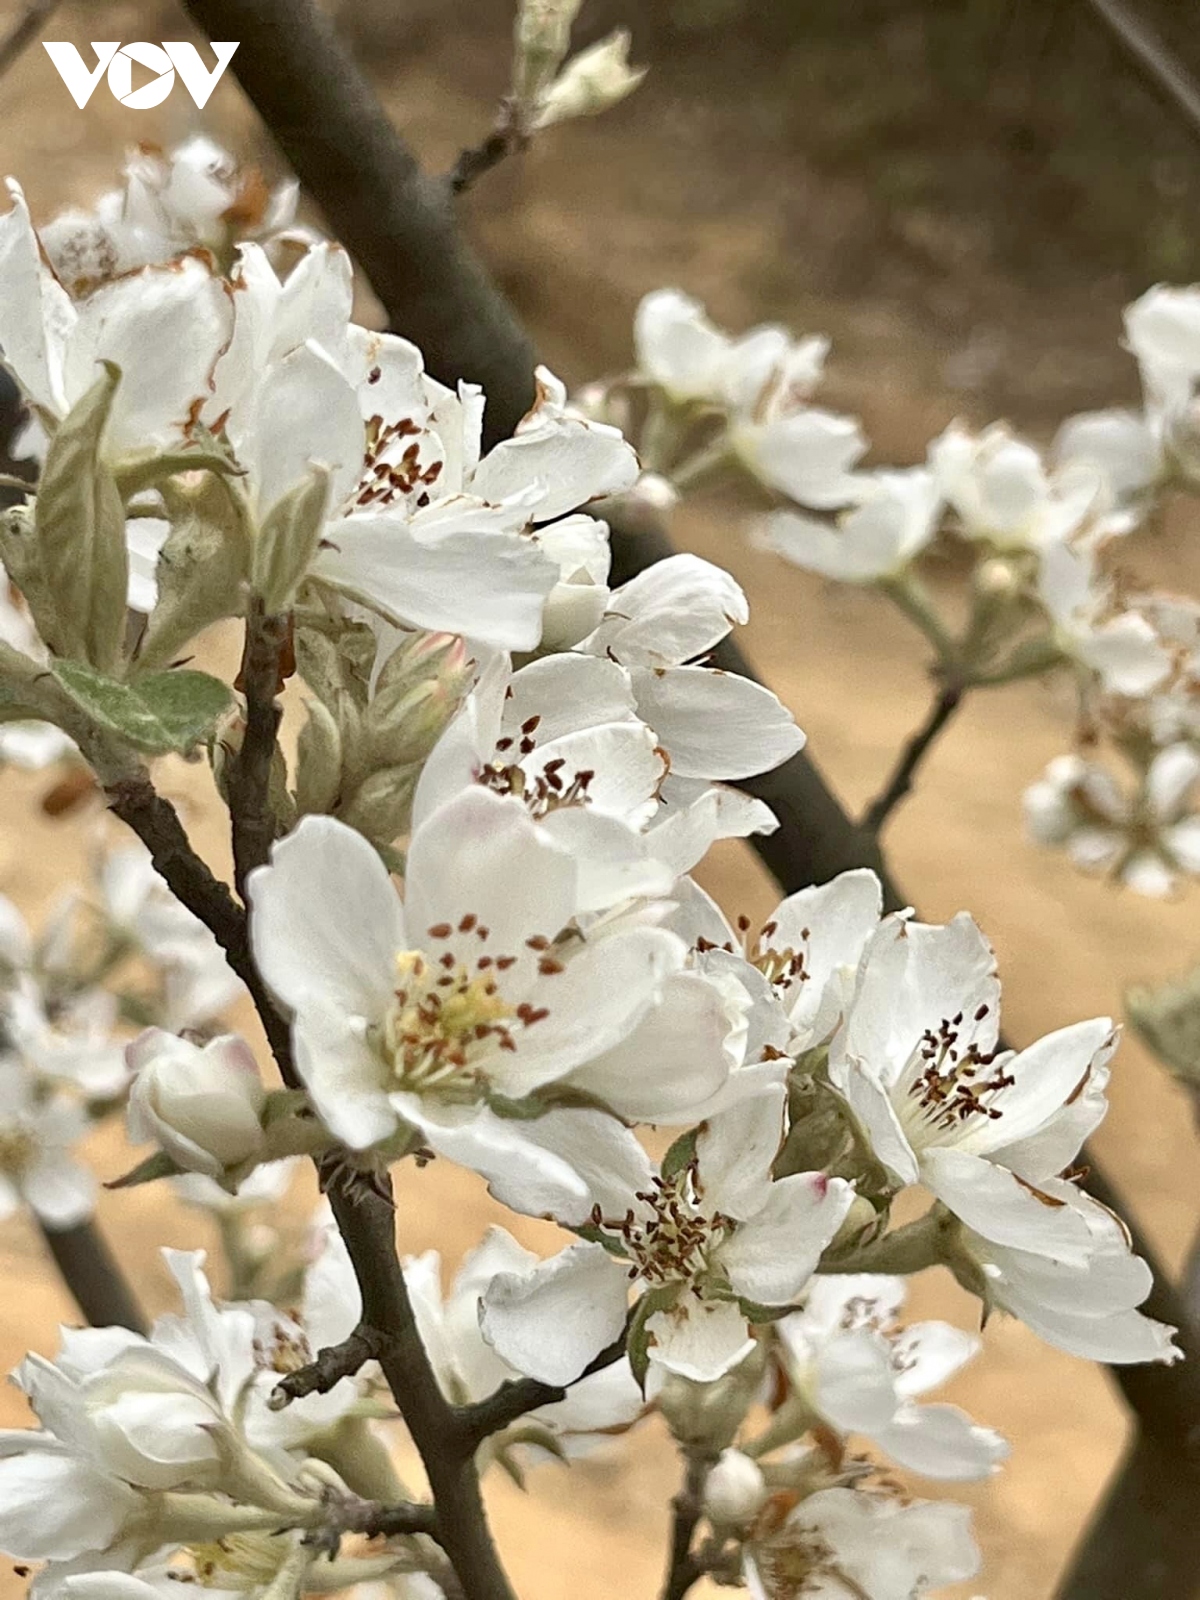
2;1;1200;1595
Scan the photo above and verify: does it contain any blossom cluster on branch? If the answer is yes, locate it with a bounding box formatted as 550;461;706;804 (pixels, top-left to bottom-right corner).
0;132;1183;1600
583;284;1200;897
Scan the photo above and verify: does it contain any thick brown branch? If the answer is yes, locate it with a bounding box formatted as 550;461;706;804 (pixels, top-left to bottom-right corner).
179;0;537;446
40;1217;147;1334
332;1497;439;1542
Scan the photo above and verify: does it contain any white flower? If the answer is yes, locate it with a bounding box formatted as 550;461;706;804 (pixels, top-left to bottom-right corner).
0;180;232;466
0;1057;95;1226
703;1448;768;1527
39;137;303;295
480;1081;854;1384
758;469;941;583
533;30;647;129
405;1228;643;1455
775;1274;1008;1480
248;794;691;1213
1053;407;1163;536
1024;747;1200;896
745;1486;980;1600
1124;283;1200;422
126;1030;266;1178
961;1180;1180;1364
577;553;805;782
931;422;1100;552
1036;536;1172;698
830;910;1121;1262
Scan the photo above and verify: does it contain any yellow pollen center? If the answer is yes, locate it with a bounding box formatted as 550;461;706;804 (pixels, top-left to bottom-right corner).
381;947;518;1096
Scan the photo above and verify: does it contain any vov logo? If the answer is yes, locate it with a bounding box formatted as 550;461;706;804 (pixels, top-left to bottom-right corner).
43;42;239;110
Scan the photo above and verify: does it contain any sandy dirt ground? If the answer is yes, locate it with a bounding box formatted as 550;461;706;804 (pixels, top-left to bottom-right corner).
1;4;1199;1597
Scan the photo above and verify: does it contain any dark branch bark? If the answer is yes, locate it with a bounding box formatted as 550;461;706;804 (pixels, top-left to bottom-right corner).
660;1452;713;1600
861;681;963;834
229;601;287;897
448;117;526;195
104;767;296;1081
40;1217;147;1334
1084;0;1200;148
0;0;61;78
270;1326;384;1408
334;1497;439;1541
323;1163;515;1600
457;1324;630;1446
179;0;537;446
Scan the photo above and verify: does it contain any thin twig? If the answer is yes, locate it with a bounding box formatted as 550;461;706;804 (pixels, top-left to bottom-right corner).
332;1497;439;1541
861;681;963;834
1084;0;1200;147
660;1452;714;1600
229;601;288;897
270;1326;384;1407
39;1217;147;1333
0;0;61;79
457;1323;631;1446
448;111;527;194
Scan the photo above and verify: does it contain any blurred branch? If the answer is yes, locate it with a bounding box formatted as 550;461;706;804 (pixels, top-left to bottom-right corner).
0;0;60;79
178;0;537;446
1084;0;1200;146
40;1216;147;1334
861;681;964;834
449;112;527;195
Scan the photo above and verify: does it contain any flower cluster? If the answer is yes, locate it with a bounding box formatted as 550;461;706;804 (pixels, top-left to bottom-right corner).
0;140;1182;1600
584;285;1200;896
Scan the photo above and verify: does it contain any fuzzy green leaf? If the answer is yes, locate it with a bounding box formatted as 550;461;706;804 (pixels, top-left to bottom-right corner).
53;660;233;755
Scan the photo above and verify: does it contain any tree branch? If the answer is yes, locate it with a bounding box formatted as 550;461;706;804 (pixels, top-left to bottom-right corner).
39;1216;147;1334
269;1326;384;1408
861;681;963;834
322;1162;516;1600
448;113;527;195
1084;0;1200;149
179;0;537;446
456;1324;631;1447
660;1451;714;1600
229;601;287;897
0;0;61;79
332;1496;439;1542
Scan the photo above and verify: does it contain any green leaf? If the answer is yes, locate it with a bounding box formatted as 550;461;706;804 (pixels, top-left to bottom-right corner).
135;475;250;673
253;464;332;613
735;1297;796;1325
53;660;233;755
115;446;246;501
627;1284;682;1394
35;364;128;671
660;1128;698;1182
573;1224;630;1259
105;1149;182;1190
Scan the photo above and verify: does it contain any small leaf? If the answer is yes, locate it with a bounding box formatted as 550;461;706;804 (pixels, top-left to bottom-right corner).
35;364;128;671
53;660;233;755
136;475;250;673
736;1297;796;1325
252;463;333;613
105;1149;182;1190
661;1128;698;1182
627;1284;681;1394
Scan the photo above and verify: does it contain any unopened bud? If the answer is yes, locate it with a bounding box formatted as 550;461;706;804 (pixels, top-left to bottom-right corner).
512;0;584;111
657;1342;765;1453
533;30;647;131
126;1029;266;1179
704;1449;768;1529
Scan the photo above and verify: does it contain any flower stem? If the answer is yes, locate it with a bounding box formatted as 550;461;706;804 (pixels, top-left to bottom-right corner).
861;681;965;835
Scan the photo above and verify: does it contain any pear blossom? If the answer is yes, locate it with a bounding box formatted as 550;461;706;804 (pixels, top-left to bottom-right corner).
931;422;1101;553
404;1228;643;1455
480;1082;855;1384
39;137;304;295
774;1274;1008;1480
1036;536;1172;698
758;468;941;583
745;1486;980;1600
126;1031;266;1179
0;181;232;465
1024;747;1200;896
248;793;717;1213
1053;407;1164;536
0;1056;95;1226
960;1180;1181;1364
1124;283;1200;423
830;911;1124;1265
533;29;647;129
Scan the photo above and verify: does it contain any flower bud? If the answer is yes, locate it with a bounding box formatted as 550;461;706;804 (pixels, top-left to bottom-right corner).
513;0;584;111
704;1449;768;1529
126;1029;266;1178
533;31;647;131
